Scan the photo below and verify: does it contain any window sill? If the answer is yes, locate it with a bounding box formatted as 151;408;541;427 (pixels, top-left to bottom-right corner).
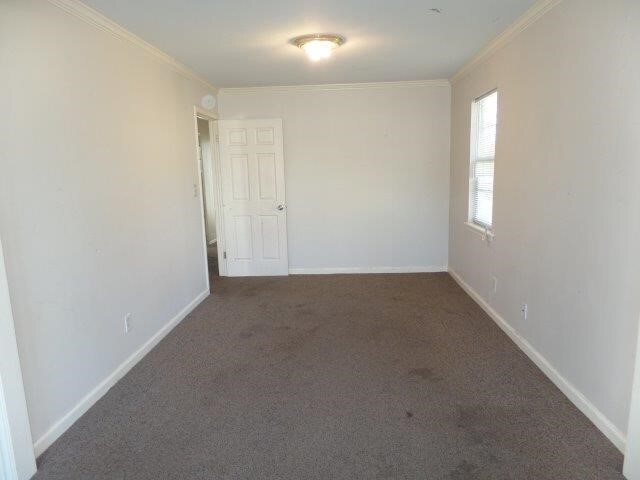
465;222;494;240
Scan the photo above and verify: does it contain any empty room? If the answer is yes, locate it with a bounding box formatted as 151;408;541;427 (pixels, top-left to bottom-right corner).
1;0;640;479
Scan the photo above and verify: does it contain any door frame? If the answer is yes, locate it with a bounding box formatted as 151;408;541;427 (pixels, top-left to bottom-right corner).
193;107;227;280
0;236;37;480
624;314;640;479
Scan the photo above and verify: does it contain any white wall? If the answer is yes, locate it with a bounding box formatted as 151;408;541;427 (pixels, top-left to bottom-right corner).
0;0;215;453
219;83;451;273
449;0;640;448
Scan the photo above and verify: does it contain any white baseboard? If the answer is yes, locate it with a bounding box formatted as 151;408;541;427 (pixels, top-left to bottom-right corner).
32;289;210;457
289;266;448;275
448;268;626;453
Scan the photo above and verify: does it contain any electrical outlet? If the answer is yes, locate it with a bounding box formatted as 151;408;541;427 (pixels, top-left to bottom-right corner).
491;276;498;294
521;304;528;320
124;313;132;333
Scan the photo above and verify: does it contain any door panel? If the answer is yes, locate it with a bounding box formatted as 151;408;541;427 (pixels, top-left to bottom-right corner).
219;119;288;276
228;128;247;146
233;216;253;260
231;155;250;200
259;215;280;259
258;154;277;200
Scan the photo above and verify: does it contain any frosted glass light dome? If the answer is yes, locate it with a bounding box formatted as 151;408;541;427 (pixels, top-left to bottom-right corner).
291;34;345;62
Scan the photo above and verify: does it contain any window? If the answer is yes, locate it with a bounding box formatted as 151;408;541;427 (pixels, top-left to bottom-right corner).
469;90;498;229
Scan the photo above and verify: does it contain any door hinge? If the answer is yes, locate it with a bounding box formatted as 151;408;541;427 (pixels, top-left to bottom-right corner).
223;251;227;259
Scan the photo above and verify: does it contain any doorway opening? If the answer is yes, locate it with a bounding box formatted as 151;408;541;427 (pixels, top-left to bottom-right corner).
195;116;289;279
194;109;226;284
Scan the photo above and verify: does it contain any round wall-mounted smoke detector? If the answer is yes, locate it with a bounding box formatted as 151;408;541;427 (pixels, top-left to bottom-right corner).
201;94;216;110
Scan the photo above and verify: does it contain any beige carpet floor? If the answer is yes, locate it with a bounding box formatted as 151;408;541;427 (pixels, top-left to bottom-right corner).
33;273;624;479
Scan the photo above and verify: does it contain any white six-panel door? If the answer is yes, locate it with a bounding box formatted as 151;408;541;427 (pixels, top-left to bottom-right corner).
218;119;288;276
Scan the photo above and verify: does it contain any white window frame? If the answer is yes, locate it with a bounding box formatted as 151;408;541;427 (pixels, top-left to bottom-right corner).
468;89;498;234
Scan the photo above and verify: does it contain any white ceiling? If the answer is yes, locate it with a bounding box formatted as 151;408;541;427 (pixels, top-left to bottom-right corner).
83;0;537;88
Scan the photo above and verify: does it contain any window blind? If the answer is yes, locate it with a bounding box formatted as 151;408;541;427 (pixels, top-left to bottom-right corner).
470;91;498;229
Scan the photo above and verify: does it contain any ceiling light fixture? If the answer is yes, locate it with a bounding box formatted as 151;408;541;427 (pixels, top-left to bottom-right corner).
291;34;345;62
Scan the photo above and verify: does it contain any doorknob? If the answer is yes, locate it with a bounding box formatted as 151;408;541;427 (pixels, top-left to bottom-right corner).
276;203;286;211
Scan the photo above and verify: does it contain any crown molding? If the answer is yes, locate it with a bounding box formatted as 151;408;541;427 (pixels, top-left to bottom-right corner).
450;0;564;84
219;79;450;95
47;0;217;91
